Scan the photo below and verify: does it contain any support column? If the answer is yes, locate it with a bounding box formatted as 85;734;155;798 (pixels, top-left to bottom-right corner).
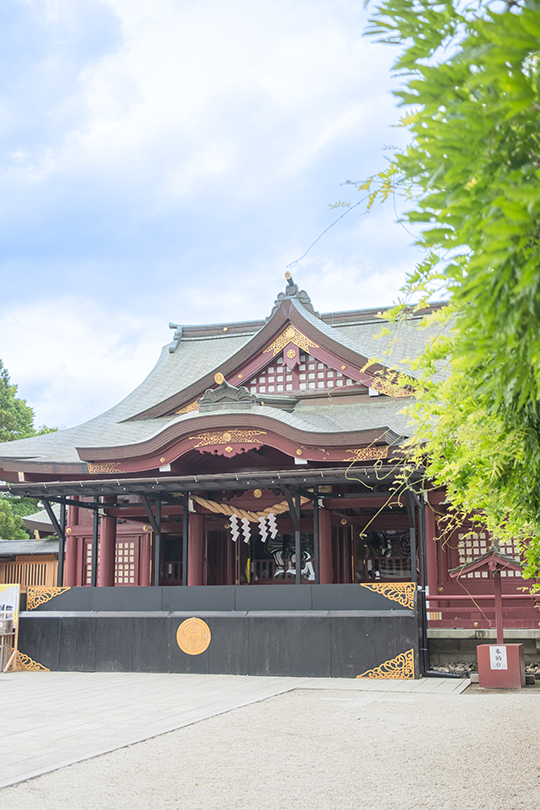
188;513;205;586
425;499;439;599
319;507;333;584
140;532;152;586
64;534;78;586
98;496;117;587
91;498;99;587
182;493;189;586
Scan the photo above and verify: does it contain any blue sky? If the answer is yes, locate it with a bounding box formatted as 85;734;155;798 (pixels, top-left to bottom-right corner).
0;0;420;430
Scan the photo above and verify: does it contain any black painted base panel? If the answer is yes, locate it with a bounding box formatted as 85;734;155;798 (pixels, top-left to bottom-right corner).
18;613;419;678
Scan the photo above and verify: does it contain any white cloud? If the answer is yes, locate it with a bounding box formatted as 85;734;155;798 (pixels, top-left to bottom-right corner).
1;0;400;206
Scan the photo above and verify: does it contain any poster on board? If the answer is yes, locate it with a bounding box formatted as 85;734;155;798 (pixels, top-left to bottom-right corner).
0;583;20;630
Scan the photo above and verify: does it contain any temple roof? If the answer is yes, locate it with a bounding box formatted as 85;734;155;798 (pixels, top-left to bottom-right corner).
0;277;445;479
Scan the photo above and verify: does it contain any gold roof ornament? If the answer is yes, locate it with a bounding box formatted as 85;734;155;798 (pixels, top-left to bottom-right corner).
214;372;225;384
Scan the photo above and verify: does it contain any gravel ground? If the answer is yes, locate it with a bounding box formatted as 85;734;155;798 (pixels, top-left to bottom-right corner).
1;686;538;810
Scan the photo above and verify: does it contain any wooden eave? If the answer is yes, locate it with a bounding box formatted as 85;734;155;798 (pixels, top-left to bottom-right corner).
76;412;400;463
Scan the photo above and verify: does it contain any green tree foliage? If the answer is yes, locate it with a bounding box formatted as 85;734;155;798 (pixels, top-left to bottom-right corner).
0;360;56;539
363;0;540;584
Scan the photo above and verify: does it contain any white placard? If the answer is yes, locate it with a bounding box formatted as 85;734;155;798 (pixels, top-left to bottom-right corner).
0;583;20;629
489;645;508;670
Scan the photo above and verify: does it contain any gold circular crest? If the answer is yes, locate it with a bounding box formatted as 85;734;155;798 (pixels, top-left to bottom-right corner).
285;325;295;339
253;488;262;498
222;431;232;442
176;618;211;656
214;372;225;384
287;349;296;359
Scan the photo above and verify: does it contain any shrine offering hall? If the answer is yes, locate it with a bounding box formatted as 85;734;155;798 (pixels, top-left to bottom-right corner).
1;278;536;678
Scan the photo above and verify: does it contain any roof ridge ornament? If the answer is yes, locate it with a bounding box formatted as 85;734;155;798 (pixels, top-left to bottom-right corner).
267;272;320;321
198;379;257;412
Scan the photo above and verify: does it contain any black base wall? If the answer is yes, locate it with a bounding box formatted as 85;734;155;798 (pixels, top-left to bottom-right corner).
18;612;419;678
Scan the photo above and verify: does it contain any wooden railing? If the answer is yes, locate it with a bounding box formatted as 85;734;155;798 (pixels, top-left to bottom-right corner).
0;557;58;591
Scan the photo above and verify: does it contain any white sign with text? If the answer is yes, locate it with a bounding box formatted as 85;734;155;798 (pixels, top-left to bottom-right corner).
489;645;508;670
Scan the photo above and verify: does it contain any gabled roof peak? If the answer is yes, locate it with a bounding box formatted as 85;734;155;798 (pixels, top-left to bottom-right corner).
267;273;320;321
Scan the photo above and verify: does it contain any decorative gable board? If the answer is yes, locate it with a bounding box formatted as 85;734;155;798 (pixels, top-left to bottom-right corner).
245;353;362;394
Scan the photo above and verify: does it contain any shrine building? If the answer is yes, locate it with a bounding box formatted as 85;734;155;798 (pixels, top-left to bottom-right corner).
0;276;537;677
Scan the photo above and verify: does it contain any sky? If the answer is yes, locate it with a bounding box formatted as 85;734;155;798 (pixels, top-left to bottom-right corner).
0;0;421;431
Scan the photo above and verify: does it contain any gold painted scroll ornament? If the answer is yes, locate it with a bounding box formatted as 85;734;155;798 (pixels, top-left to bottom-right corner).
344;446;389;463
176;617;211;655
87;462;123;474
189;430;267;448
263;325;319;358
26;587;71;611
360;582;416;610
11;651;50;672
357;648;415;679
175;400;200;415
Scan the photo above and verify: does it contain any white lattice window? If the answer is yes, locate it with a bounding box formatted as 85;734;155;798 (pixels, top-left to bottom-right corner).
84;541;100;585
457;532;522;578
115;541;136;585
247;355;357;394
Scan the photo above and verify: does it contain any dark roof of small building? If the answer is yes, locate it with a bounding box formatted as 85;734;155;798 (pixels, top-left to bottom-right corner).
0;538;59;556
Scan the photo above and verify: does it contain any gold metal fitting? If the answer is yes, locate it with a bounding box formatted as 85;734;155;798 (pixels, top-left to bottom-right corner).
214;372;225;384
253;489;262;498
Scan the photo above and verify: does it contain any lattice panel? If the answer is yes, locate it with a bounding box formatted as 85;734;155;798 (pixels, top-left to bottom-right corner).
115;541;136;585
457;532;522;578
246;354;357;394
84;540;99;586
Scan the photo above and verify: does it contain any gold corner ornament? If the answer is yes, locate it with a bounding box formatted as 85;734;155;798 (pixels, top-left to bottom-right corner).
357;648;415;680
214;372;225;384
175;400;200;415
26;587;71;611
12;650;50;672
263;325;319;357
176;617;211;656
360;582;416;610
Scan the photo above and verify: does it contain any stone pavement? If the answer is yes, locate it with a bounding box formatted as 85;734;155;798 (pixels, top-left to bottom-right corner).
0;671;468;790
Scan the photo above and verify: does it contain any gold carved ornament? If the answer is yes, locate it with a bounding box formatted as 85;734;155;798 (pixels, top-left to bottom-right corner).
12;651;50;672
176;400;200;415
176;617;211;656
87;462;122;474
190;494;310;523
344;446;389;463
368;378;411;398
357;648;415;680
189;430;266;448
263;325;319;358
360;582;416;610
26;587;71;611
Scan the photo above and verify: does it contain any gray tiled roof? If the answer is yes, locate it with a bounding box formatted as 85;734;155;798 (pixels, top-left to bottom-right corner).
0;296;437;467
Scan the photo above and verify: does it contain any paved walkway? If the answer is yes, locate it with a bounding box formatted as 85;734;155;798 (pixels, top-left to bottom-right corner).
0;671;468;790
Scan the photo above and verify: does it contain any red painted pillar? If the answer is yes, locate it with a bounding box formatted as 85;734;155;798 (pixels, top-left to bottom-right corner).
139;533;152;586
98;497;117;587
188;513;205;586
319;508;333;584
68;496;79;527
494;569;504;644
64;534;78;586
425;500;439;598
